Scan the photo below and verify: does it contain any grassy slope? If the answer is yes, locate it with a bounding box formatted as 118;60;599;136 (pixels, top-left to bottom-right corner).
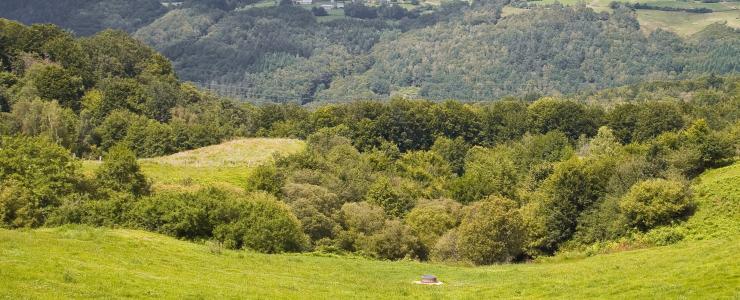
82;138;305;192
681;162;740;240
0;226;736;299
514;0;739;36
1;163;738;298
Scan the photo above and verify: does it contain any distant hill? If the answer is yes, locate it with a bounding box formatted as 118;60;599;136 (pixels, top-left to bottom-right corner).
1;1;738;103
134;4;739;103
0;0;167;35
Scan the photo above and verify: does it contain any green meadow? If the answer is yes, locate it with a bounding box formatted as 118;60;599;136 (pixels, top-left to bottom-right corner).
516;0;740;36
82;138;305;192
2;159;738;299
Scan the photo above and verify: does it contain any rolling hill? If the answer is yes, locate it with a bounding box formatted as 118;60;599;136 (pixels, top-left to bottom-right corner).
2;160;738;299
82;138;306;191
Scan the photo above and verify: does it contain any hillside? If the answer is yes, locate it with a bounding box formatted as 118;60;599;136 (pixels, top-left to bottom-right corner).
1;162;738;298
0;0;167;36
0;227;734;298
83;138;305;191
1;1;738;104
522;0;740;36
133;4;740;103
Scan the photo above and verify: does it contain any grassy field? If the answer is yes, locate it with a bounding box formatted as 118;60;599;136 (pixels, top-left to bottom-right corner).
515;0;740;36
0;226;736;298
680;162;740;240
82;138;305;192
1;162;737;298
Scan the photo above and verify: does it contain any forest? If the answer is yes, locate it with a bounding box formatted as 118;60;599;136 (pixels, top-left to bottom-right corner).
1;1;738;103
136;3;740;103
1;19;738;265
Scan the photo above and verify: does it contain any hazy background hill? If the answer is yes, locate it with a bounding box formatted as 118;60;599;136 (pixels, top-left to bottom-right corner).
0;0;738;103
0;0;167;36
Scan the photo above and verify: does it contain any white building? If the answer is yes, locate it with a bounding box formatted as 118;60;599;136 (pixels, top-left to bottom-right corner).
161;2;184;8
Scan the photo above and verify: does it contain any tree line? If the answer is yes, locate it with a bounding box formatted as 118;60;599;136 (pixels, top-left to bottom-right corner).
609;2;714;13
1;19;738;265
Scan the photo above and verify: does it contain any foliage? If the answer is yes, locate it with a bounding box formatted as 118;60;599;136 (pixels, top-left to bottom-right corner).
405;198;461;251
620;179;693;231
365;176;415;218
360;220;424;260
94;144;151;197
0;136;79;228
0;20;251;158
130;189;307;252
245;164;284;196
451;146;519;203
211;191;307;252
0;0;167;36
527;98;600;140
61;4;736;103
0;15;738;263
531;157;614;253
457;196;526;265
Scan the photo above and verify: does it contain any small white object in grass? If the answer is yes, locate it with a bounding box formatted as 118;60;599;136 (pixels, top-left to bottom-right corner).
414;274;443;285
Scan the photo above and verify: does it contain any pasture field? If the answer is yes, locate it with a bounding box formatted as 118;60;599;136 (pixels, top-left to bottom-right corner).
81;138;305;192
517;0;740;35
2;162;738;299
0;226;736;298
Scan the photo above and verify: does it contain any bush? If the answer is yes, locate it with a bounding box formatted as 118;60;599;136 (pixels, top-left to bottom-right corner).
131;189;307;253
311;7;328;16
431;136;470;176
457;196;526;265
361;220;424;260
365;176;415;218
0;136;79;228
430;229;460;262
340;202;386;235
212;192;307;253
668;120;734;177
533;157;613;253
451;146;520;203
27;64;84;111
95;144;151;197
10;99;80;149
128;189;222;240
289;198;338;242
620;179;694;231
527;98;599;140
245;164;285;196
344;3;378;19
395;150;453;198
405;198;461;251
281;183;341;242
47;192;135;227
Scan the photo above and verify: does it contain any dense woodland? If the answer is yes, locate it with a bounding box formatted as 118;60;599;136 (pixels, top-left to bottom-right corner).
1;20;738;265
0;0;167;36
137;3;740;103
1;1;738;103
